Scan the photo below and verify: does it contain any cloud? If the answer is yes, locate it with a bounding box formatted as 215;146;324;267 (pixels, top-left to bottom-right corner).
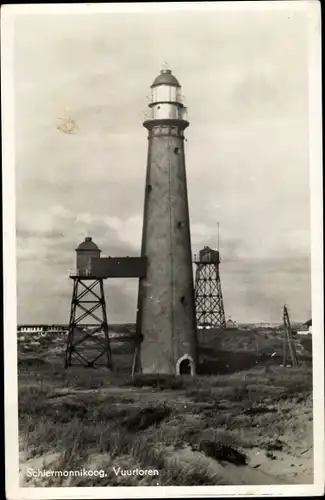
14;8;312;323
16;204;144;323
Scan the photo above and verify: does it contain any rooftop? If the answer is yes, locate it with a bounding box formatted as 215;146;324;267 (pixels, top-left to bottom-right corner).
75;237;101;252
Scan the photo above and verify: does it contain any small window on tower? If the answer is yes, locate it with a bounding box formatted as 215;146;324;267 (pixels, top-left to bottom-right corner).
174;147;180;154
157;106;161;109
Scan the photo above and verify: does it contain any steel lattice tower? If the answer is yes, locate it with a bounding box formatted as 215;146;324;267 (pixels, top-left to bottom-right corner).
194;246;226;329
65;238;112;369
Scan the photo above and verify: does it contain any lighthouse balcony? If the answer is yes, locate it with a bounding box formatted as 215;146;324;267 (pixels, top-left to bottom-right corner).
69;269;96;279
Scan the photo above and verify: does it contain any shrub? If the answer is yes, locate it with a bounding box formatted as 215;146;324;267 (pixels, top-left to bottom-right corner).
121;405;171;432
123;375;186;390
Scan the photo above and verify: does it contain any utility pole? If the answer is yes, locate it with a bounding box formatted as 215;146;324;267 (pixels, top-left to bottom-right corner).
282;304;299;367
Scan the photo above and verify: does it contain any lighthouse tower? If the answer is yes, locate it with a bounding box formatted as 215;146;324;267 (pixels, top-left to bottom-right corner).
137;69;198;375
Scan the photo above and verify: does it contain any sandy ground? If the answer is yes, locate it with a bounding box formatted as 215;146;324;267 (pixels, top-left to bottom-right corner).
19;384;313;486
18;332;314;487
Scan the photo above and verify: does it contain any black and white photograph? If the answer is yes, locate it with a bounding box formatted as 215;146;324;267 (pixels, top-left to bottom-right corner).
2;1;324;498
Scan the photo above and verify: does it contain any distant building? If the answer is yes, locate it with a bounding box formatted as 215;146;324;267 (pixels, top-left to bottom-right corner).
254;322;282;328
18;325;46;334
18;324;69;335
226;318;238;329
297;318;312;335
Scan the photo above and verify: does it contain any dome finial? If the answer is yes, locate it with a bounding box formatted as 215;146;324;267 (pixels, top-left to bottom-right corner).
161;61;172;75
162;60;170;71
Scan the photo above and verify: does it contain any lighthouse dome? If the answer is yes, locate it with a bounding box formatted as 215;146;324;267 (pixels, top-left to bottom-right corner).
76;237;100;252
151;69;180;88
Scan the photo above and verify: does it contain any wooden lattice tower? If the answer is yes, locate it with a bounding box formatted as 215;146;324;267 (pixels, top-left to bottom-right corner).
65;237;112;369
282;304;299;367
65;276;112;369
65;237;147;372
194;246;226;329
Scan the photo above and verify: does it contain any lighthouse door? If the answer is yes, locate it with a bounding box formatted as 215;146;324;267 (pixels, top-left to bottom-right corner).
179;359;191;375
176;355;194;375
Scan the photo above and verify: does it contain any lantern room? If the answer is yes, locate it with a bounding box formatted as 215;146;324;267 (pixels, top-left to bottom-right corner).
75;237;101;277
148;69;187;121
198;246;220;264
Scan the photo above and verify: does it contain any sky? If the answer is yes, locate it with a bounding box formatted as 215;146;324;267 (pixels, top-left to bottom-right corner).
14;5;312;324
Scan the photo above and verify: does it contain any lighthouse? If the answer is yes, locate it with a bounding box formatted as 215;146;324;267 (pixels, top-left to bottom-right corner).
137;69;198;375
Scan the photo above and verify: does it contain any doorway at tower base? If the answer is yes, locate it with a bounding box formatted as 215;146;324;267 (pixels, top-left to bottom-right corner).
176;354;195;375
136;346;196;376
